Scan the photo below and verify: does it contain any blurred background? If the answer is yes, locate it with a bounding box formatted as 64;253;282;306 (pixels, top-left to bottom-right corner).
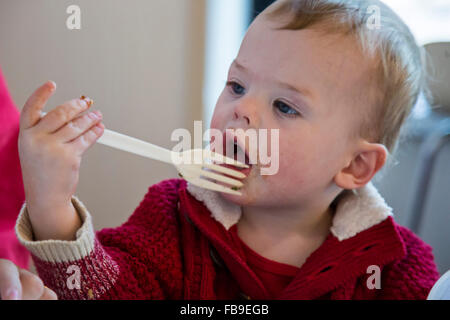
0;0;449;273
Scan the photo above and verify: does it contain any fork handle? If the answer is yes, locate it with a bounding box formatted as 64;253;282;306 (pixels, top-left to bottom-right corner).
97;129;173;164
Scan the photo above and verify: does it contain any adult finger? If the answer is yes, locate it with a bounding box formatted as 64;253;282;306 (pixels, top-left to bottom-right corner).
0;259;22;300
20;81;56;130
39;286;58;300
18;268;44;300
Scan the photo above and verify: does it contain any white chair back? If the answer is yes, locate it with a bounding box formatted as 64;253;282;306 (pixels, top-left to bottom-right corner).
428;270;450;300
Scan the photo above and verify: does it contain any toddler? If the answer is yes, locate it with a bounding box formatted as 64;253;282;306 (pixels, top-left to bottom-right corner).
9;0;441;299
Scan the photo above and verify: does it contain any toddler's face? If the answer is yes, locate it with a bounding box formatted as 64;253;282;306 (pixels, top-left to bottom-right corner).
210;15;376;208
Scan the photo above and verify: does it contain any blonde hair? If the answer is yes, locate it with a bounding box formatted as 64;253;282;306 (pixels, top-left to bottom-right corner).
265;0;426;156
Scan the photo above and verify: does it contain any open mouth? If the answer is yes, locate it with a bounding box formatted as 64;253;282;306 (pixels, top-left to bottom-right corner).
224;132;251;163
218;131;253;176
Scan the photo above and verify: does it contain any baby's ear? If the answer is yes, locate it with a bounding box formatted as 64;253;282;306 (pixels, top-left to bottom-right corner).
334;141;388;189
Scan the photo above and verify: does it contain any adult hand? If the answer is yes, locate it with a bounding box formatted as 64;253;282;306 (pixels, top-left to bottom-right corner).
0;259;57;300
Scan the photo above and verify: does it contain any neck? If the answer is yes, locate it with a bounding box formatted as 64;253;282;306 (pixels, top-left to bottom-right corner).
238;199;334;243
235;199;334;268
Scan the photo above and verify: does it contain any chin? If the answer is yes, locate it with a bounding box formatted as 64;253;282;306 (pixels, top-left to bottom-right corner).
220;193;258;208
219;163;277;205
220;189;249;205
219;177;260;206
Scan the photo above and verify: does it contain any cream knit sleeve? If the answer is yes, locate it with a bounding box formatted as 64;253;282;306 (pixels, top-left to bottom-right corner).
15;196;96;263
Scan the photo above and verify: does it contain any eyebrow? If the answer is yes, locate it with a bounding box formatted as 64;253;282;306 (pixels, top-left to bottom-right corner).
231;59;314;100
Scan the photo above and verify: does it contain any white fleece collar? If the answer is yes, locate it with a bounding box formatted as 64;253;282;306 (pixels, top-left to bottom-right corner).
186;182;393;241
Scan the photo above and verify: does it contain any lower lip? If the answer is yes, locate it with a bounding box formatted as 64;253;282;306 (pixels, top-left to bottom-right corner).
221;163;252;177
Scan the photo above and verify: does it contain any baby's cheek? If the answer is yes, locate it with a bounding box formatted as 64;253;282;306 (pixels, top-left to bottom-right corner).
262;149;306;186
210;97;230;129
209;115;221;131
257;172;307;206
277;144;320;184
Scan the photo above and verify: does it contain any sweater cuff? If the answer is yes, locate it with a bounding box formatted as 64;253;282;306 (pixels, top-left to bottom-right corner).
15;196;96;263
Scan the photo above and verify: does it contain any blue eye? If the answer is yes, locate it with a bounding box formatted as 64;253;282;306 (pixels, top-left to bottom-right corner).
274;100;300;117
227;81;245;95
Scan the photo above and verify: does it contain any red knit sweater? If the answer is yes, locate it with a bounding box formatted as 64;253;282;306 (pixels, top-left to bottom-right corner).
18;179;440;300
229;224;301;299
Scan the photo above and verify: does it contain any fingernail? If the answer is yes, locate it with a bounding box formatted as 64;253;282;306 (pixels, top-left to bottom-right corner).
5;288;19;300
88;112;98;120
86;98;93;107
80;96;87;107
80;96;93;107
94;110;102;118
93;123;104;134
48;81;56;91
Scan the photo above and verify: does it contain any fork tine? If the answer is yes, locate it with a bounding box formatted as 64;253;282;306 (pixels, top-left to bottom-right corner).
196;168;244;187
202;149;249;168
202;163;246;179
188;177;242;196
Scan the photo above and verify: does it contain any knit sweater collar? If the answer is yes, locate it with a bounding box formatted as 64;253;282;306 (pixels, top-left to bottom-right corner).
186;182;393;241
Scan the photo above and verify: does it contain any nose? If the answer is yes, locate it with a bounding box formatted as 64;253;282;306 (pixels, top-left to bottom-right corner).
232;96;259;129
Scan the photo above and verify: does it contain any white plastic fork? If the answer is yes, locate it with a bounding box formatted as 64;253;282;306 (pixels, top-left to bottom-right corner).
97;129;248;195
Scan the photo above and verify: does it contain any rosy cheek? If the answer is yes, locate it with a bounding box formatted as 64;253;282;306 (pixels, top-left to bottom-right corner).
209;108;229;147
277;142;307;179
259;144;290;180
209;108;219;127
278;140;296;166
210;105;227;130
